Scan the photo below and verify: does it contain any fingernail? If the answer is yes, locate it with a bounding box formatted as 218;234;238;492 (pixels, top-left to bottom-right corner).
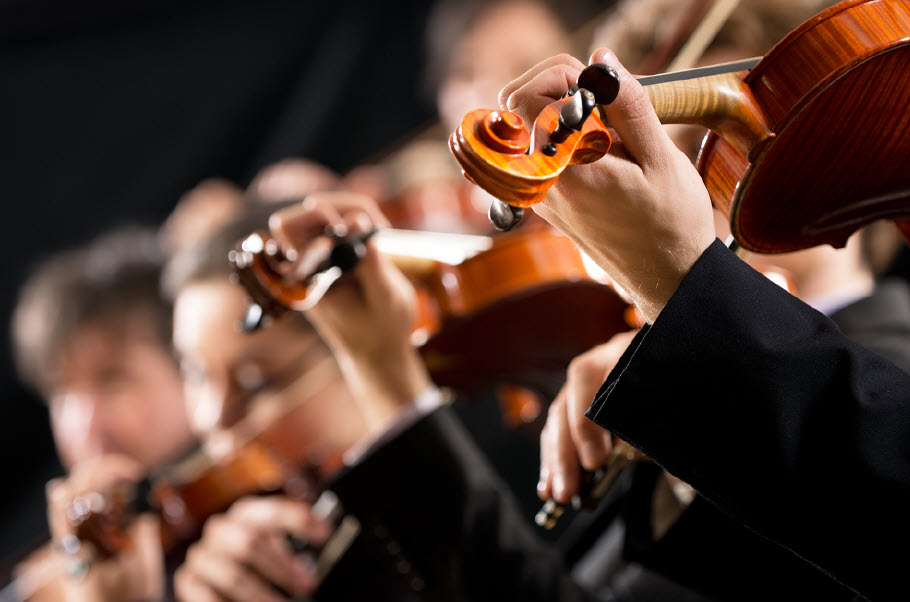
351;212;372;235
552;473;565;499
597;48;618;67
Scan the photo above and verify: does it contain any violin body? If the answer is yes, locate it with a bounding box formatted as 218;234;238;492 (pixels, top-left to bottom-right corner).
412;227;630;392
700;0;910;253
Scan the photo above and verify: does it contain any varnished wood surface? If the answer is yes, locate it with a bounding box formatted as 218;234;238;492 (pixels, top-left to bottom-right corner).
714;0;910;252
416;228;630;390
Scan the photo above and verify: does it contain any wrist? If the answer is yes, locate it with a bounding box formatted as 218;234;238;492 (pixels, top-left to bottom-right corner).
627;234;715;323
337;345;433;432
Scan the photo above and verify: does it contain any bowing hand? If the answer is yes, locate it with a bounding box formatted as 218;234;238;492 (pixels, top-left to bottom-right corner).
174;495;332;602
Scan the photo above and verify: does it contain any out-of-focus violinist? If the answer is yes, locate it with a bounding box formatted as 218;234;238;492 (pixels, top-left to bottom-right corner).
9;227;196;601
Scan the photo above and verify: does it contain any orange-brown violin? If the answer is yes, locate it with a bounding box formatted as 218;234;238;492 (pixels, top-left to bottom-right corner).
450;0;910;251
231;226;633;394
66;386;345;560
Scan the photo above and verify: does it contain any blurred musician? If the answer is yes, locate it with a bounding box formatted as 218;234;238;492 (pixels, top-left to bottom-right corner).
164;198;494;601
10;227;195;601
160;178;246;258
162;194;620;602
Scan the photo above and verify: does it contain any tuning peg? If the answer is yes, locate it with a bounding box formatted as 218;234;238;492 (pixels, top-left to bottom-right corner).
577;63;620;106
327;237;367;271
488;199;524;231
238;302;270;333
562;84;580;99
550;88;597;144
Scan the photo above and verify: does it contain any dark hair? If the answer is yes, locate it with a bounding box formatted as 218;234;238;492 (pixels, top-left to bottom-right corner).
12;226;173;395
161;200;315;336
162;200;297;300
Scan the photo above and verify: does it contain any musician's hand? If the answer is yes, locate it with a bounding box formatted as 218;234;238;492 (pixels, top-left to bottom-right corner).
500;49;716;323
248;158;340;203
538;331;638;503
45;455;163;602
174;495;332;602
268;192;433;432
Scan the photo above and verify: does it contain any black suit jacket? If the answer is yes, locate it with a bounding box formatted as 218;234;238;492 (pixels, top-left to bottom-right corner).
579;277;910;601
587;240;910;602
315;253;910;601
325;406;602;602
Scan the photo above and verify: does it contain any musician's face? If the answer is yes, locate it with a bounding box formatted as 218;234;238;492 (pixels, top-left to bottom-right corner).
437;0;566;131
172;279;367;460
47;320;193;471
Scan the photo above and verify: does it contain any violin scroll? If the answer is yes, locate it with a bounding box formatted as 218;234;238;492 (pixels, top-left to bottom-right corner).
229;229;374;332
449;63;619;231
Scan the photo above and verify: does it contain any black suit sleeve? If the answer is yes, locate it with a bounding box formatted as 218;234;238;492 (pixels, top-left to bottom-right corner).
331;406;605;602
585;239;910;602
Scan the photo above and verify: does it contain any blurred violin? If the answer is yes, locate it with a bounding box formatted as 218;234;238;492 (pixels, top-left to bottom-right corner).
63;353;347;561
231;226;632;395
3;355;358;601
450;0;910;250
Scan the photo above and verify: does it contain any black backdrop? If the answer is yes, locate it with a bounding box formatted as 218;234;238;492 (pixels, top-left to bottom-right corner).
0;0;437;568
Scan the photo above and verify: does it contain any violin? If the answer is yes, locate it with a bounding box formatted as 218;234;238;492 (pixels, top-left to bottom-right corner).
450;0;910;251
231;225;633;395
64;354;347;560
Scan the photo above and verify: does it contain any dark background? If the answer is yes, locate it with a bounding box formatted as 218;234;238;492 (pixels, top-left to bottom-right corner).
0;0;440;571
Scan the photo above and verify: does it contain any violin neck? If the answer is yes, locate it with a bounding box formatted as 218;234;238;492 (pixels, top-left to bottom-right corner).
373;228;493;274
633;58;774;160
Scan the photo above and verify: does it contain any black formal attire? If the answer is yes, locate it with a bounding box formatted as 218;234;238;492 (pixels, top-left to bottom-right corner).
568;274;910;602
322;405;599;602
587;240;910;602
312;245;910;601
316;262;910;601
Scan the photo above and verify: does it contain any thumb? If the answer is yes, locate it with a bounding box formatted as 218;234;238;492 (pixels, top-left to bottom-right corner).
589;48;675;169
